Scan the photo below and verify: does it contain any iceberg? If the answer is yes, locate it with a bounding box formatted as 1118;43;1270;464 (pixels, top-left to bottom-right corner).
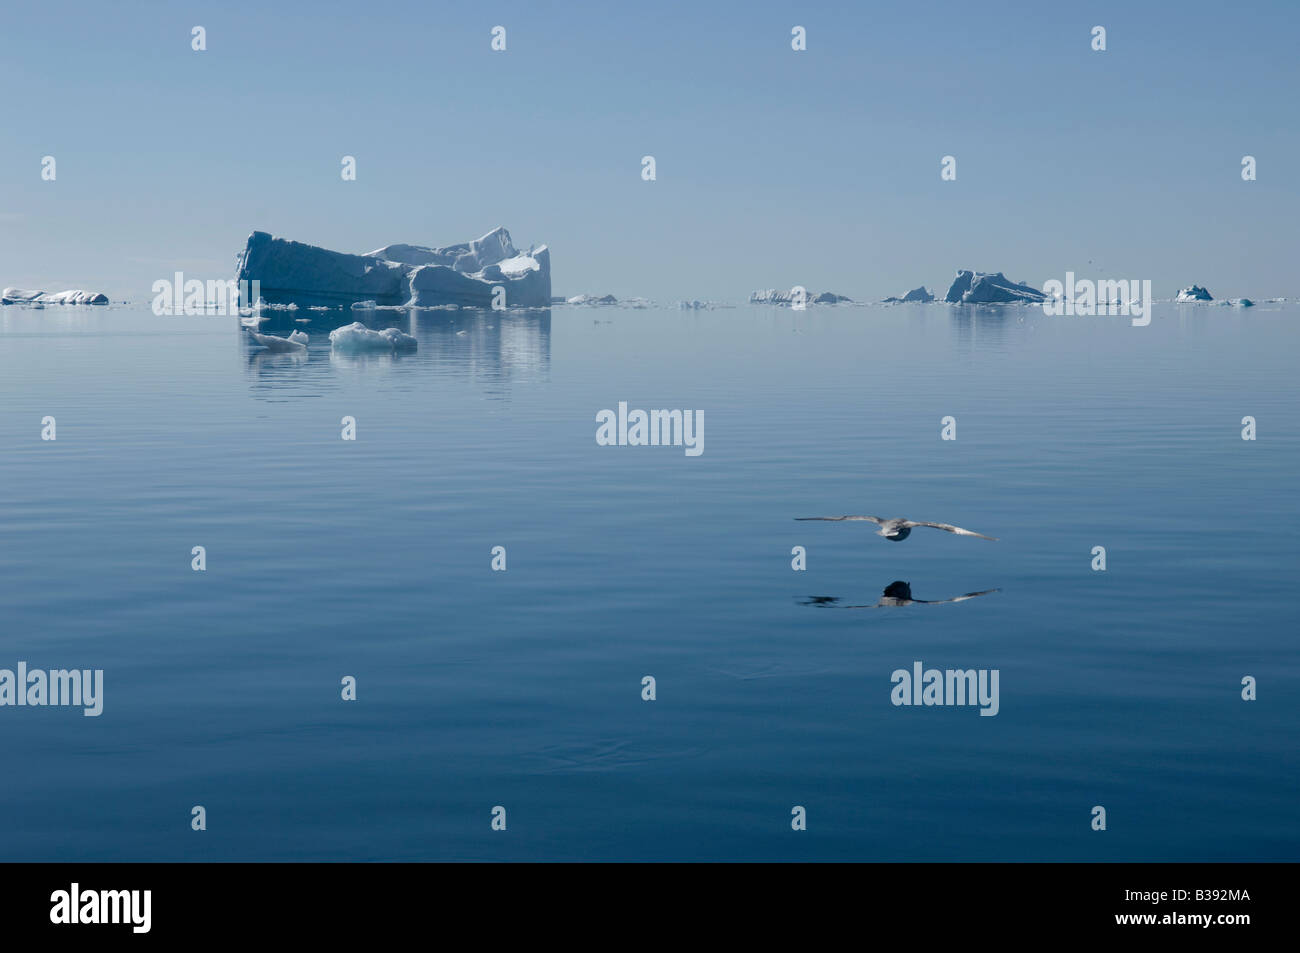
236;226;551;309
749;289;852;306
2;287;109;305
943;271;1046;304
328;321;418;352
1;288;43;303
1175;285;1213;302
882;286;935;303
565;294;618;306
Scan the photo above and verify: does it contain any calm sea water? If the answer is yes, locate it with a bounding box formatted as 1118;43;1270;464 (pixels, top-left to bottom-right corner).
0;301;1296;861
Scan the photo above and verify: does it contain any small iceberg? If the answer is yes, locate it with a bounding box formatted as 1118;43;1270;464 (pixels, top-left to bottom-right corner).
882;286;935;303
565;294;618;306
245;327;308;352
749;289;852;306
944;271;1045;304
1175;285;1213;302
2;287;109;305
328;321;417;352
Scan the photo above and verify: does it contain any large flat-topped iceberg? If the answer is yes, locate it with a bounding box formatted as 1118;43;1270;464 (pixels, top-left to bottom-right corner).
944;270;1046;304
2;287;109;305
236;226;551;309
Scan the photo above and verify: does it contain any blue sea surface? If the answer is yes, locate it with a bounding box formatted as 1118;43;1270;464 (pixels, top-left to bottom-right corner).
0;301;1296;861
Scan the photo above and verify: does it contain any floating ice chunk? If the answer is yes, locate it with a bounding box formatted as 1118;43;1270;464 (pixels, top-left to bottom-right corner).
244;327;308;352
328;321;417;352
351;300;378;311
1175;285;1213;302
566;294;618;306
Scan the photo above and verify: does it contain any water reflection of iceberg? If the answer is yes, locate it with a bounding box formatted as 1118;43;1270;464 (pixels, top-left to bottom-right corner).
948;307;1010;350
241;307;551;393
412;308;551;382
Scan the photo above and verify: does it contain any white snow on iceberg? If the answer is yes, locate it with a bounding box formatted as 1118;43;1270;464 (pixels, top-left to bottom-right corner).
328;322;418;352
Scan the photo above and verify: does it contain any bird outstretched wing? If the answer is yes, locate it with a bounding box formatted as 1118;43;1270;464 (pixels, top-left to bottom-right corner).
794;515;884;523
903;520;997;541
924;588;1001;604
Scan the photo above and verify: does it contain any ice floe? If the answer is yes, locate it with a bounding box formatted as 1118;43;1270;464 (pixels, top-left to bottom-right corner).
245;327;308;352
328;321;418;352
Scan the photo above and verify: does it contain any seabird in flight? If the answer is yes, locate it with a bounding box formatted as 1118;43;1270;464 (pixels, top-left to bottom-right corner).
794;515;996;542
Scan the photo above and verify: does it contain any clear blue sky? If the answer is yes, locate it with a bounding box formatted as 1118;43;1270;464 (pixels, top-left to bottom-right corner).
1;0;1296;300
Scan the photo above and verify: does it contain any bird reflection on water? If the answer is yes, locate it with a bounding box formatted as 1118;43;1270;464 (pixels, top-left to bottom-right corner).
802;580;999;609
